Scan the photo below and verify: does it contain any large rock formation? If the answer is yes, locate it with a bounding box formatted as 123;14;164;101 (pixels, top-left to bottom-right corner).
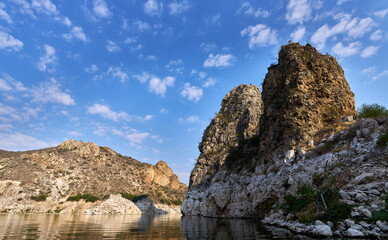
259;43;356;163
0;140;187;213
190;84;263;188
182;43;388;237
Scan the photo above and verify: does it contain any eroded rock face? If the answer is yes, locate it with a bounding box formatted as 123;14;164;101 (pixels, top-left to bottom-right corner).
0;140;187;213
189;84;263;188
259;43;356;162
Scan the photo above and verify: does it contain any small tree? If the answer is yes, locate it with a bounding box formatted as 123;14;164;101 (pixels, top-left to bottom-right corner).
357;103;388;120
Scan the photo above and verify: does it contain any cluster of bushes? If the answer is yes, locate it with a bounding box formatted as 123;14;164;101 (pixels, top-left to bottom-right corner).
377;132;388;148
372;195;388;221
358;103;388;120
120;193;148;202
281;184;351;223
31;194;47;202
66;193;99;202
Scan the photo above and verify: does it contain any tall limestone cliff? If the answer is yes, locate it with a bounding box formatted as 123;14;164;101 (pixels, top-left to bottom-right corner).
190;84;263;188
259;43;356;163
182;42;388;235
0;140;187;213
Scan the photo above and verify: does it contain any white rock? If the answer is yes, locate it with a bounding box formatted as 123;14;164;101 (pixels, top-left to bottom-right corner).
355;192;368;202
313;224;332;237
376;221;388;232
284;150;295;163
355;173;375;184
360;209;372;218
315;220;325;226
346;228;364;237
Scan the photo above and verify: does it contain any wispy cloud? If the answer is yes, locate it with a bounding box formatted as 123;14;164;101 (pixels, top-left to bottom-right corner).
0;132;51;151
30;79;75;105
200;42;217;53
291;26;306;42
93;0;111;18
0;31;23;51
374;8;388;18
87;104;128;122
149;76;175;97
31;0;58;15
361;45;379;58
106;40;121;52
169;0;191;15
237;2;270;18
204;53;236;67
144;0;163;17
0;3;13;24
332;41;361;58
181;83;203;102
37;44;56;72
241;24;278;49
107;67;128;82
63;26;87;42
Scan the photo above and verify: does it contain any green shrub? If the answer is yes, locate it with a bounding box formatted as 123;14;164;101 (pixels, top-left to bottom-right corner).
31;194;47;202
372;210;388;221
159;199;171;206
66;193;99;202
171;200;182;205
120;193;148;202
377;132;388;148
282;178;291;190
358;103;388;120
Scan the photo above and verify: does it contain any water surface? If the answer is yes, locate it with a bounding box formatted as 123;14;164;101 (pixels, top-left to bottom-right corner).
0;214;301;239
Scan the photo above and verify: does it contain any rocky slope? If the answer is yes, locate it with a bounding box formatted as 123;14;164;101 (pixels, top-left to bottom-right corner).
0;140;187;214
182;43;388;238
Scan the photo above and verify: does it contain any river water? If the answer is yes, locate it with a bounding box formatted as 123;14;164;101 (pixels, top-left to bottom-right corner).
0;214;301;239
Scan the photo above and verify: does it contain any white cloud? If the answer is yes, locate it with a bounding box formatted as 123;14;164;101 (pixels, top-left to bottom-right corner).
291;26;306;42
130;44;142;52
107;67;128;83
361;46;379;58
374;8;388;18
0;132;51;151
204;53;236;67
205;14;221;26
337;0;351;5
144;0;163;17
106;40;121;52
31;0;58;15
311;14;375;49
149;76;175;97
200;42;217;52
237;2;270;18
143;115;153;121
370;30;383;41
0;123;12;132
85;64;98;73
133;20;151;32
124;37;137;44
125;130;150;144
169;0;191;15
67;131;83;137
203;77;216;88
0;31;23;51
63;26;87;42
93;0;111;18
12;0;35;18
332;41;361;58
187;115;199;123
37;44;56;72
133;72;153;83
372;70;388;82
241;24;278;49
0;103;21;121
87;104;128;122
285;0;312;24
0;3;13;24
361;66;377;75
347;17;374;38
166;59;184;74
160;108;168;113
31;79;75;105
0;73;26;92
199;72;207;79
181;83;203;102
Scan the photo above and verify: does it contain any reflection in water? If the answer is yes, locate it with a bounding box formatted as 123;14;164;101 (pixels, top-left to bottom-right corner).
0;214;309;239
181;216;303;239
0;214;184;239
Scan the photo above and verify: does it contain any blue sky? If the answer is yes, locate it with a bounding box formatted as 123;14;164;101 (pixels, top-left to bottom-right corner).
0;0;387;184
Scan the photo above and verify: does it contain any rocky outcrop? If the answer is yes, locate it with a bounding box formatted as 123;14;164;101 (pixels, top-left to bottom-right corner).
259;43;356;163
182;42;388;238
84;194;141;215
0;140;187;214
189;84;263;187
